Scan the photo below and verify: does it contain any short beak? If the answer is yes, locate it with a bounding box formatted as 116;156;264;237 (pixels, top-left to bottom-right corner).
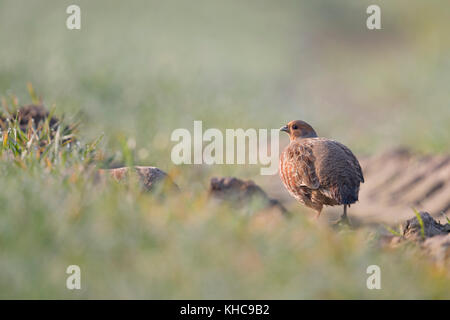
280;125;289;133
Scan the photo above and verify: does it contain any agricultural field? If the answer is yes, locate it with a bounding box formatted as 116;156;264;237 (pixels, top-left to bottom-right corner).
0;0;449;299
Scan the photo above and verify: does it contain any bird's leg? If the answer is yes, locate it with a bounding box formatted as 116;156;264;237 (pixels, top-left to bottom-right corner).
338;205;350;225
314;209;322;220
332;205;351;227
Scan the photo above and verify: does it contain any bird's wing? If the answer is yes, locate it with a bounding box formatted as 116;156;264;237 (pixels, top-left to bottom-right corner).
281;142;320;190
333;141;365;183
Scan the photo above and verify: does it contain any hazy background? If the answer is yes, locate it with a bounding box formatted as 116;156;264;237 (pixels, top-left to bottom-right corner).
0;0;449;299
1;0;449;160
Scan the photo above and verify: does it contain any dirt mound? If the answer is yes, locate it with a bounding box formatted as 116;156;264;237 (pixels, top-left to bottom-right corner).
350;148;450;224
0;104;77;144
402;212;450;240
384;212;450;266
0;104;59;131
208;177;288;216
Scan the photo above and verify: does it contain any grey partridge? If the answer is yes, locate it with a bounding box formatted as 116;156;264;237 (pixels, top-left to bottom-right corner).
279;120;364;223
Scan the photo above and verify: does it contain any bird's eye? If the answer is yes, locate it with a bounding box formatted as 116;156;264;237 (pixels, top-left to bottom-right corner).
292;125;298;130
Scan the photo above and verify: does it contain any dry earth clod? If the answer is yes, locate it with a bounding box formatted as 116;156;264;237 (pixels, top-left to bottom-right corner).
385;211;450;266
208;177;288;216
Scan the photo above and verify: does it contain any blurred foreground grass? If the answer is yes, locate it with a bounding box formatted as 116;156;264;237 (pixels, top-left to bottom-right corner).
0;96;449;299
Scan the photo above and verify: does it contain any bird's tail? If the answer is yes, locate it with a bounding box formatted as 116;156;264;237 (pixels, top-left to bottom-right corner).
339;184;359;205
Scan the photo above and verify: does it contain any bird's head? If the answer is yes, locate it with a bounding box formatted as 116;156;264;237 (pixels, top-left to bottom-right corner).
280;120;318;141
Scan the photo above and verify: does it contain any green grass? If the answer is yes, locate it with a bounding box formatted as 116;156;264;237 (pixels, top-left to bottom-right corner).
0;99;449;299
0;0;449;299
413;209;426;240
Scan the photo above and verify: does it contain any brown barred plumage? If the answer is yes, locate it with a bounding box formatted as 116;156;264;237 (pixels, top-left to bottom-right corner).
279;120;364;222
